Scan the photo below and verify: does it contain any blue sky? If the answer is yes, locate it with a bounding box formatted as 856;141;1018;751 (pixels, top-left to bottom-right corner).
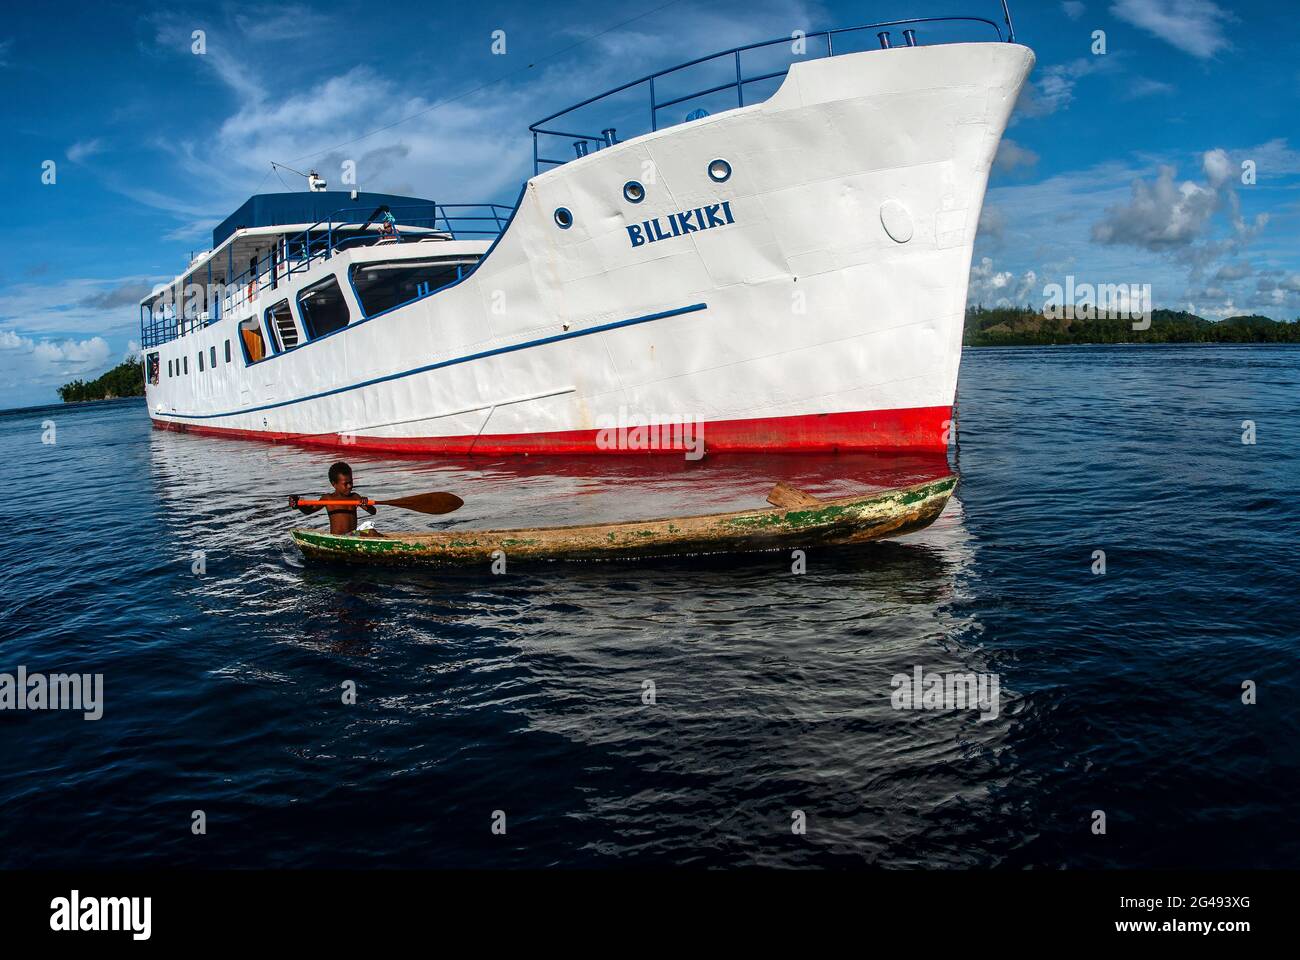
1;0;1298;407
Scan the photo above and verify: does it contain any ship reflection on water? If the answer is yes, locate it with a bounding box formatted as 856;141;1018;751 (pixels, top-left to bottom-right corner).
142;426;1012;867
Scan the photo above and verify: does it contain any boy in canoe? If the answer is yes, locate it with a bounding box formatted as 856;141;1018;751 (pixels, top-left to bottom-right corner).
290;461;377;534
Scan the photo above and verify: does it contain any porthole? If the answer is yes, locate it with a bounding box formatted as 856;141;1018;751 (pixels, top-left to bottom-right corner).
623;180;645;204
707;158;732;183
554;207;573;229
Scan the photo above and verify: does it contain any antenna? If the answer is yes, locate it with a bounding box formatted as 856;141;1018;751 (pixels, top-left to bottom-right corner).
270;161;328;192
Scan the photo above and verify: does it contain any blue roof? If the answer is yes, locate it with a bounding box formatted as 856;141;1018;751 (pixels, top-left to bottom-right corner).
213;191;437;248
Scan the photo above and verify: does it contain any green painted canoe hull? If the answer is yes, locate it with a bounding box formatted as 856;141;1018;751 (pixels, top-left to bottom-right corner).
290;474;957;566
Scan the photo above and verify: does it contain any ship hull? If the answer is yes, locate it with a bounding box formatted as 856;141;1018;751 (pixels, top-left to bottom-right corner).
152;404;950;454
145;42;1034;455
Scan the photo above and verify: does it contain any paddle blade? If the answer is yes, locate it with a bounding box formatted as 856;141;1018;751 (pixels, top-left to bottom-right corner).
376;491;464;515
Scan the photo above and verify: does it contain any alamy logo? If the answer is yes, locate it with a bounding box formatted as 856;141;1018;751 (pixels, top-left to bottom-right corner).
50;891;151;940
890;666;1000;721
594;406;705;460
628;201;735;248
1042;275;1153;329
0;667;103;720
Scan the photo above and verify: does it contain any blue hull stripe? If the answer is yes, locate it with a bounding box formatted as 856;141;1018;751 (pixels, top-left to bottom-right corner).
161;302;708;421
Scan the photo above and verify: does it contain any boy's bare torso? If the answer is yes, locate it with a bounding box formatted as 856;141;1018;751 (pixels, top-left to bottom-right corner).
294;471;377;533
317;491;369;534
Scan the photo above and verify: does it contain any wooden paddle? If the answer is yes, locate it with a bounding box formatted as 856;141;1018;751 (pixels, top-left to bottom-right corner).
293;492;464;515
766;482;822;510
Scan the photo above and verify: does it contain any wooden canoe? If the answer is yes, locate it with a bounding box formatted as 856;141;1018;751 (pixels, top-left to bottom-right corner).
290;474;957;566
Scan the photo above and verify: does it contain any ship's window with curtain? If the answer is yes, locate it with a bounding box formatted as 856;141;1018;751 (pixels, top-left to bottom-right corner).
238;317;267;364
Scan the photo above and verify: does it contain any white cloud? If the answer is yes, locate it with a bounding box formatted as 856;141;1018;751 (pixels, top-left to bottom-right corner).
164;64;533;210
67;139;106;164
978;205;1007;245
1014;57;1117;119
151;14;266;104
102;182;219;221
1091;168;1216;251
163;218;224;243
1091;149;1266;256
1110;0;1234;59
1212;261;1253;282
1239;138;1300;176
232;4;332;42
1187;299;1242;320
968;257;1040;307
32;337;112;368
0;328;113;401
1123;77;1175;99
994;139;1039;173
77;281;157;310
0;276;161;337
1062;2;1086;20
1202;148;1233;188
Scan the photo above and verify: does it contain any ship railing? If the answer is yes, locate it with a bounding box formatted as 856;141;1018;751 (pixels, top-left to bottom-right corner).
529;4;1016;174
139;202;514;348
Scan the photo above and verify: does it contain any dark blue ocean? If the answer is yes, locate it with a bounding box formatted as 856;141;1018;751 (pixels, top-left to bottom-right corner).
2;344;1297;868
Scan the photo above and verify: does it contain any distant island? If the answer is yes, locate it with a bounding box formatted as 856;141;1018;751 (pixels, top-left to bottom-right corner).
55;310;1300;402
965;307;1300;346
57;358;144;403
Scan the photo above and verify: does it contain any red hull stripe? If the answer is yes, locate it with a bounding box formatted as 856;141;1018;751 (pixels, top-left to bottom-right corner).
151;406;952;454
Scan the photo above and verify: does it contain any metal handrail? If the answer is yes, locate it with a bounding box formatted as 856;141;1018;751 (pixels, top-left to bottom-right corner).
529;5;1017;174
140;201;515;347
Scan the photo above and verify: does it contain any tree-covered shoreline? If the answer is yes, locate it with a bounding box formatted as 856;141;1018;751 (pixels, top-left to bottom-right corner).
57;358;145;403
964;306;1300;346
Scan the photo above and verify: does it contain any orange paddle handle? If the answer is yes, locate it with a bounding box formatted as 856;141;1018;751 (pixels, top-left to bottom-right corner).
296;498;376;508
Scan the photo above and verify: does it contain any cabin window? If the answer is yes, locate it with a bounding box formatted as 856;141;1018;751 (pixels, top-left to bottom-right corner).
238;317;267;363
210;345;217;367
264;299;300;352
350;259;473;318
225;340;231;363
168;359;173;378
198;351;204;372
297;276;350;339
183;356;188;375
146;352;160;385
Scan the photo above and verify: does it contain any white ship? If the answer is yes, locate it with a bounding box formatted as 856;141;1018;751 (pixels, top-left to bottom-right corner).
140;6;1033;455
